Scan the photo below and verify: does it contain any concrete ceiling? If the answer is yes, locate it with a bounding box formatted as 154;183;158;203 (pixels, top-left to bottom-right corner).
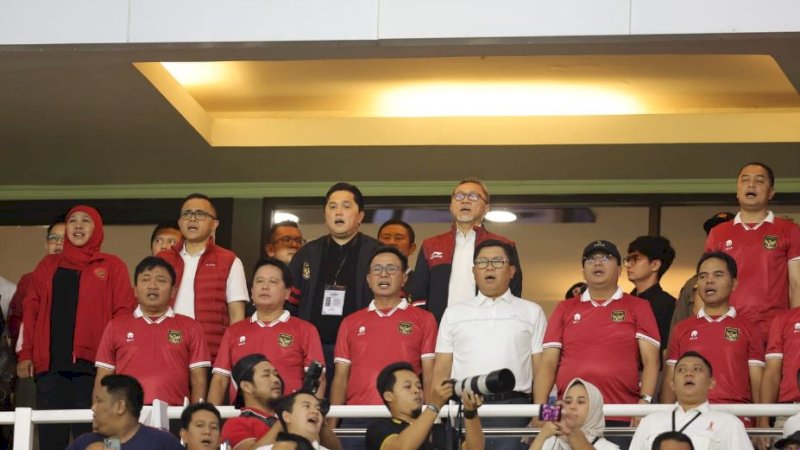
2;33;800;189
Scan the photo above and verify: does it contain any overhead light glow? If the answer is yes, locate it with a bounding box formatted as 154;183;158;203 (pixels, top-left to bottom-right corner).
485;211;518;223
273;211;299;223
161;62;230;88
376;82;643;117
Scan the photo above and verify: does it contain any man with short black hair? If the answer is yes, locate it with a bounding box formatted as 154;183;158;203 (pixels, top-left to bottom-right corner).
630;351;752;450
95;256;211;406
407;177;523;323
68;374;183;449
159;193;249;361
220;354;283;450
180;402;221;450
626;235;677;357
377;220;417;259
651;431;694;450
151;223;182;256
266;221;306;266
705;162;800;337
254;392;342;450
366;361;484;450
661;252;764;422
289;183;380;385
330;246;438;449
434;239;545;450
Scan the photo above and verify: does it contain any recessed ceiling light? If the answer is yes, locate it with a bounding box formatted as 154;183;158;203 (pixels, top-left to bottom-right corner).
485;211;517;223
274;211;299;223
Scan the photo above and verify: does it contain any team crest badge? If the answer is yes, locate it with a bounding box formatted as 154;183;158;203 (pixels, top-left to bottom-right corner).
724;327;740;342
278;333;294;347
763;235;778;250
168;330;182;344
94;268;108;280
611;310;626;322
398;322;413;335
302;262;311;280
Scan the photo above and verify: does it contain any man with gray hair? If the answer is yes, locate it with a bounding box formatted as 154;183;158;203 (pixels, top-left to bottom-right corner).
407;177;523;323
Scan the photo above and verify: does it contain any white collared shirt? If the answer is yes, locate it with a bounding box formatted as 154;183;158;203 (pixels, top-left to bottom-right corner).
173;243;248;318
367;298;409;317
133;306;176;325
580;286;624;307
251;310;291;328
630;402;754;450
436;289;547;392
733;210;774;231
697;306;737;322
447;228;476;306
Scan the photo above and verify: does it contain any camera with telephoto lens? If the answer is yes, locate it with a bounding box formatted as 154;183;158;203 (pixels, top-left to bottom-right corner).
449;368;516;401
302;361;324;394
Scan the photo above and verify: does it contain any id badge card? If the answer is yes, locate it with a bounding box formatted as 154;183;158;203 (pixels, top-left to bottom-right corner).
322;284;346;316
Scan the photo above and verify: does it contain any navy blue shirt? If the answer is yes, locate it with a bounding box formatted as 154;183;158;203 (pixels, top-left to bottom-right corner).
67;425;183;450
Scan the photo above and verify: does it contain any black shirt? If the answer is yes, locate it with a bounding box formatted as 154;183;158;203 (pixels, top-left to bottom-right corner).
632;283;677;353
49;268;93;373
310;235;362;344
366;419;435;450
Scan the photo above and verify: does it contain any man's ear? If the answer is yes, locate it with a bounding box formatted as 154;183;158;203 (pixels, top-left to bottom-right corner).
383;391;395;405
650;259;662;274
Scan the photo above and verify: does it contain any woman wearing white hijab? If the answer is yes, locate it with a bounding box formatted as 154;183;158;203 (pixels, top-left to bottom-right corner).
530;378;619;450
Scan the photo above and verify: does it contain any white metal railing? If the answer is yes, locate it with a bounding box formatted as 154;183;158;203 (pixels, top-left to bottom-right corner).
4;404;799;450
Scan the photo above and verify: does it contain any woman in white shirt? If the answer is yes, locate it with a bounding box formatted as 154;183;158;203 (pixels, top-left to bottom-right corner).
530;378;619;450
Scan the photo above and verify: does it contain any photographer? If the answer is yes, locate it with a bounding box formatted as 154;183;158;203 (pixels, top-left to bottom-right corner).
366;362;484;450
529;378;618;450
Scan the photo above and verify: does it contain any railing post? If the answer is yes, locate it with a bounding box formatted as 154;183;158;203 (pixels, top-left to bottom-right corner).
12;407;33;450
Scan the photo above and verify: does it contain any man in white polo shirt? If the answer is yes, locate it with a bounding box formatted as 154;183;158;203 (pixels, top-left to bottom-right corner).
433;239;546;450
159;193;249;361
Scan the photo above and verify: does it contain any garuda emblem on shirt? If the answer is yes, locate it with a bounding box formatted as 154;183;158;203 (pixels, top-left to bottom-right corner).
724;327;740;342
611;310;626;322
763;235;778;250
168;330;182;344
278;333;294;347
398;322;413;335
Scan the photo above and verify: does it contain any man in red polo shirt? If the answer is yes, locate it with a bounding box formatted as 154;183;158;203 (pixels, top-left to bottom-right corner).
330;246;437;448
705;162;800;338
220;354;284;450
535;240;660;447
95;256;211;405
662;252;764;426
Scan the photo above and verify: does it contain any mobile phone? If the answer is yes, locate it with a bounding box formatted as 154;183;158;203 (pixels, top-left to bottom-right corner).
103;438;121;450
538;402;562;422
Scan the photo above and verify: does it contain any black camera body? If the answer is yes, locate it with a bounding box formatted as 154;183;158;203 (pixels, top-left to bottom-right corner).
449;368;516;401
302;360;324;395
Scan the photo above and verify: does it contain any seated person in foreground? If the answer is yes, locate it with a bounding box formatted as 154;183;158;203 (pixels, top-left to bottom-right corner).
366;361;484;450
529;378;618;450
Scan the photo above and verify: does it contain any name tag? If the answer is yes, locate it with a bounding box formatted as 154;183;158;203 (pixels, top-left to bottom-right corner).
322;284;346;316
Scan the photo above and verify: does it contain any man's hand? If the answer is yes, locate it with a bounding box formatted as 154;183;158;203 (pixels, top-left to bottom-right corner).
461;389;483;412
16;360;33;378
431;380;454;409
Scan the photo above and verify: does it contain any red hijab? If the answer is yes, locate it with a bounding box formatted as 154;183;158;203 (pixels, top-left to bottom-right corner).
60;205;105;270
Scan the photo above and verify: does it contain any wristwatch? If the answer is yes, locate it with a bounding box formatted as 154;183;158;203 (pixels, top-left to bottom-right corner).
639;394;653;403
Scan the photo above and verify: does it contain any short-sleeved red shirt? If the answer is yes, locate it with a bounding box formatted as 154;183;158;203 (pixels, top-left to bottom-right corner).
213;311;324;395
543;288;660;407
334;300;437;405
667;308;765;404
220;407;275;448
766;307;800;402
705;213;800;336
95;307;211;405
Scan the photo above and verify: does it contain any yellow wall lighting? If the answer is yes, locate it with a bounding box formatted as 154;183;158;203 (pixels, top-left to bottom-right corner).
375;82;645;117
161;62;232;88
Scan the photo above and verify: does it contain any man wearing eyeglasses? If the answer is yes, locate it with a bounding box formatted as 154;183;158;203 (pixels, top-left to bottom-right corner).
626;235;677;362
433;239;545;450
535;240;660;448
266;221;306;266
329;246;438;450
159;193;249;361
407;177;522;324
